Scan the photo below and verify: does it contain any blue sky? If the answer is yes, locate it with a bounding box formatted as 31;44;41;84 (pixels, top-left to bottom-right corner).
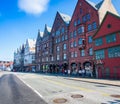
0;0;120;61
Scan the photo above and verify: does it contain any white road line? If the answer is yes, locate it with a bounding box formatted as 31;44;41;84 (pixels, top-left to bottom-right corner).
15;74;44;99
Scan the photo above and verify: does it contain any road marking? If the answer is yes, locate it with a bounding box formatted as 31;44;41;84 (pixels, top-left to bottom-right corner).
43;78;110;97
15;75;44;99
43;78;94;92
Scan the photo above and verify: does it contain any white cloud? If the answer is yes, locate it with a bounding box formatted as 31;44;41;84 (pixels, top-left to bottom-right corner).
18;0;50;15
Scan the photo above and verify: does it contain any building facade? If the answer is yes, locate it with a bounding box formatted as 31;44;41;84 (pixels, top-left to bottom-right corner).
93;12;120;79
39;25;52;73
50;12;71;73
13;48;22;71
0;61;13;71
68;0;118;77
36;30;43;72
24;39;36;72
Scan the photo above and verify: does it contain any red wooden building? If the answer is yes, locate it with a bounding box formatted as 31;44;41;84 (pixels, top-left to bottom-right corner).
68;0;99;76
68;0;118;77
93;12;120;79
50;12;71;73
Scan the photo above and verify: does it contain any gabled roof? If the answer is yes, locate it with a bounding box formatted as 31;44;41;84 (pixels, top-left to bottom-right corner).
95;0;104;9
93;12;120;39
43;24;51;37
86;0;98;10
59;12;71;24
27;39;36;48
37;30;43;41
46;25;51;33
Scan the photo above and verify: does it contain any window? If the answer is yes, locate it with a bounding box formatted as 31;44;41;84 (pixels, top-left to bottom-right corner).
46;57;48;61
63;44;67;50
80;8;82;14
77;19;81;25
70;42;73;48
88;24;92;31
56;38;58;43
78;26;84;34
61;27;65;33
73;31;77;37
63;53;67;60
74;20;77;26
56;30;60;36
70;32;73;38
108;46;120;58
75;52;77;57
51;56;54;61
82;15;86;23
95;38;103;46
78;38;83;45
56;46;60;51
71;52;74;58
86;14;90;21
52;33;55;36
81;50;85;56
62;35;64;41
88;36;93;43
95;49;105;60
89;48;93;56
106;34;116;43
93;22;97;30
65;35;68;40
58;37;60;43
74;41;77;47
57;54;60;60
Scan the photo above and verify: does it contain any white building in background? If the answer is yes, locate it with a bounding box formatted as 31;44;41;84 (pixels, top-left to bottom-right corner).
14;48;21;70
24;39;36;72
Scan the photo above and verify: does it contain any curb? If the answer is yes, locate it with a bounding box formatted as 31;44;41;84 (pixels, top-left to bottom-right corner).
64;77;120;87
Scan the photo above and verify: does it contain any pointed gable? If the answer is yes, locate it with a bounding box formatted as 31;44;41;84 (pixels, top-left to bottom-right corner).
36;30;43;43
93;12;120;39
27;39;36;48
43;24;51;37
59;12;71;24
98;0;119;24
51;11;70;33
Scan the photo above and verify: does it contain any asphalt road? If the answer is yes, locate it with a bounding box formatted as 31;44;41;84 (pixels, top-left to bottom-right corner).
0;73;47;104
16;73;120;104
0;72;120;104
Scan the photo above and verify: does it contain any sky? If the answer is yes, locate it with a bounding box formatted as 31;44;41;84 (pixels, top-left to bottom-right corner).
0;0;120;61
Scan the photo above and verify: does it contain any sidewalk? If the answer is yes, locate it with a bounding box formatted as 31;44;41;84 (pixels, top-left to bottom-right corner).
65;77;120;87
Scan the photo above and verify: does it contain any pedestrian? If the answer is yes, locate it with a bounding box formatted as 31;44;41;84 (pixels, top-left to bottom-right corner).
68;69;71;76
78;69;82;77
82;68;85;77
